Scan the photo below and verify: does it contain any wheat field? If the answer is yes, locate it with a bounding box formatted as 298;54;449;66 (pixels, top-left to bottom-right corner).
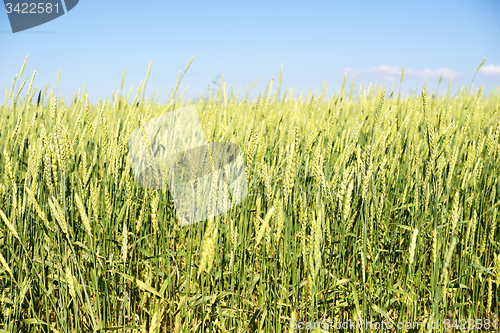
0;58;499;332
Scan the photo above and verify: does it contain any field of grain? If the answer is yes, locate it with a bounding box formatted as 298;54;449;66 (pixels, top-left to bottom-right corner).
0;59;499;332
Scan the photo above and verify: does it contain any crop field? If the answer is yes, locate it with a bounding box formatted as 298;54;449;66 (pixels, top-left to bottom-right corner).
0;59;499;332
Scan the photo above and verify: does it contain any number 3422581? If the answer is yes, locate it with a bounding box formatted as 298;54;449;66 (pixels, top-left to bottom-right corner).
5;3;60;14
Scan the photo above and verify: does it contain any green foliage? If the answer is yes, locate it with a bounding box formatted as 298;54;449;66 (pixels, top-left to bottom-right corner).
0;61;499;332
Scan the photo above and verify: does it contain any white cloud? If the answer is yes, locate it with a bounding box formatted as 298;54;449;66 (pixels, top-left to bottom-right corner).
365;65;458;80
372;65;401;76
368;65;401;81
343;67;353;73
479;64;500;76
406;68;458;79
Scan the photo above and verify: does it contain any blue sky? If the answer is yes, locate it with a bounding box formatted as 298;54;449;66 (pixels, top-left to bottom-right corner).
1;0;499;103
